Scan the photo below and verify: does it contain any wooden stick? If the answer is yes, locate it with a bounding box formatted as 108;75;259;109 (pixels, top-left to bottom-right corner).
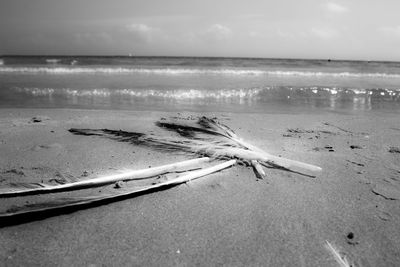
0;157;210;197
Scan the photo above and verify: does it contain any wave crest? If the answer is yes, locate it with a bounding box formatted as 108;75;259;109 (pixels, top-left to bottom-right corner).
13;87;264;99
12;86;400;100
2;66;400;78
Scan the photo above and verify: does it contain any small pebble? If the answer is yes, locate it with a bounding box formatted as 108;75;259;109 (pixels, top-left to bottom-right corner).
114;181;124;189
347;232;354;239
346;232;359;245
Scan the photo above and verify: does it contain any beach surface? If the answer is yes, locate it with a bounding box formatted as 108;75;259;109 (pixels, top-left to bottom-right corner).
0;108;399;266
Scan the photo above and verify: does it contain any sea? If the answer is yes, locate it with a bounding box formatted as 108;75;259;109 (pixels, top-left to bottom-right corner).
0;56;399;113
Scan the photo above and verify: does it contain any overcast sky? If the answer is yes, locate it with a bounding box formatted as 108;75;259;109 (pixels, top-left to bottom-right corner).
1;0;400;60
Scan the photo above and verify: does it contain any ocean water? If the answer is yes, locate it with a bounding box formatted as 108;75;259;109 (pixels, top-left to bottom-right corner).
0;56;399;113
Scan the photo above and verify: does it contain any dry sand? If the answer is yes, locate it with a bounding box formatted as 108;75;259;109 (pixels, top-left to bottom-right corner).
0;108;399;266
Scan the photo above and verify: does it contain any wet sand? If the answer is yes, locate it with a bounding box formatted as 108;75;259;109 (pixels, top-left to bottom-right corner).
0;108;399;266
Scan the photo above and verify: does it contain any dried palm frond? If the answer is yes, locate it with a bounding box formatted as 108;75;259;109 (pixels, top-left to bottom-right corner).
0;160;236;226
69;116;322;176
0;116;322;226
251;160;266;179
0;157;210;197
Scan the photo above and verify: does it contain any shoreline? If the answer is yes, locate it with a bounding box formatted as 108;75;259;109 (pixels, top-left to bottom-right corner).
0;108;399;266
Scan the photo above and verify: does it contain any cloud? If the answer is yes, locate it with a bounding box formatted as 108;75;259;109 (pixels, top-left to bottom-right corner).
311;27;339;39
249;31;262;38
125;23;157;43
276;29;306;39
204;24;232;41
325;2;349;14
74;32;113;44
380;26;400;37
126;23;153;33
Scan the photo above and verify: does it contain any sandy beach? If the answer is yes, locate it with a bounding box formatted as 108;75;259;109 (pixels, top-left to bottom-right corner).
0;108;399;266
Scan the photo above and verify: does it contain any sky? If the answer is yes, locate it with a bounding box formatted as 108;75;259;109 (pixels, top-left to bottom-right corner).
1;0;400;61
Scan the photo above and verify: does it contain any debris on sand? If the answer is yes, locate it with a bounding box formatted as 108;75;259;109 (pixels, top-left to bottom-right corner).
284;127;336;139
30;116;50;123
312;146;335;152
346;232;359;246
325;240;352;267
371;183;400;200
31;143;63;151
113;181;124;189
388;146;400;153
0;116;321;225
346;160;365;167
377;210;392;221
3;169;25;176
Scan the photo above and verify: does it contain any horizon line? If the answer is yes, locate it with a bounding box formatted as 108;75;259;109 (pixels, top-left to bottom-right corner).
1;54;399;63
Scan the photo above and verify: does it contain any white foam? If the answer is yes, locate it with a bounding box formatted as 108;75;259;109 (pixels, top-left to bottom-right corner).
268;70;400;79
12;86;400;101
1;66;400;78
46;59;61;64
13;87;264;99
0;67;264;75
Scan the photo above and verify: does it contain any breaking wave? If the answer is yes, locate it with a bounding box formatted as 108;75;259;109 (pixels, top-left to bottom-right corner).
12;86;400;100
1;66;400;78
12;87;264;99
